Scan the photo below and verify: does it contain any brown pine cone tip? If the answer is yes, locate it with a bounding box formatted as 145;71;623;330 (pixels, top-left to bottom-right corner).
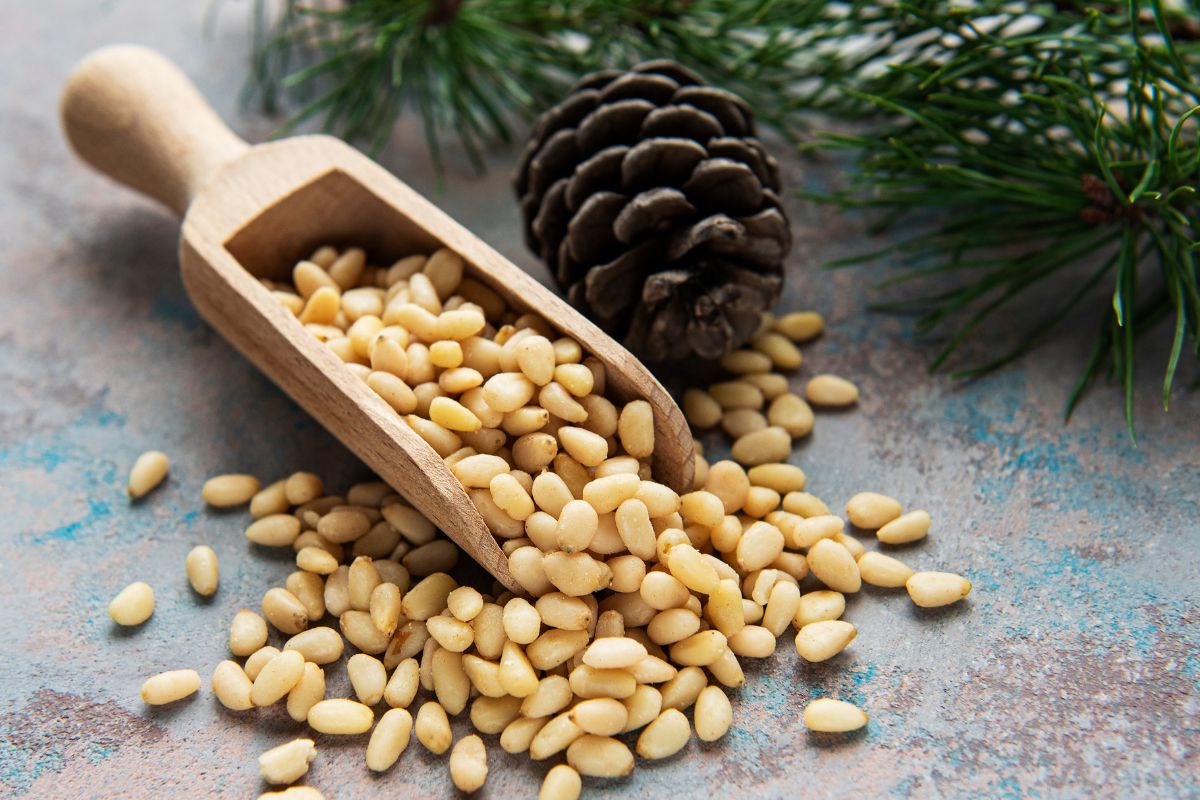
514;60;791;362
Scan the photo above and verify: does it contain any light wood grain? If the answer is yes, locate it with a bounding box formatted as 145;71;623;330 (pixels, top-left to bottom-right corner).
60;45;693;592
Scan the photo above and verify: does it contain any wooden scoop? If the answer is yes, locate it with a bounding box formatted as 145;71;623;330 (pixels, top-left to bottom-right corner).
61;45;693;592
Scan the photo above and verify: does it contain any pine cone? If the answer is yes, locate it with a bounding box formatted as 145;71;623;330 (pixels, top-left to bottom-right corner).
514;60;790;362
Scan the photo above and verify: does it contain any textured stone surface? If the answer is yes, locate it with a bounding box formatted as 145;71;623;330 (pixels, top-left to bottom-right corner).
1;3;1197;799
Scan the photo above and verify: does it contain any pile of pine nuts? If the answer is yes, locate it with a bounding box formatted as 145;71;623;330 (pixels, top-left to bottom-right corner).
115;245;971;799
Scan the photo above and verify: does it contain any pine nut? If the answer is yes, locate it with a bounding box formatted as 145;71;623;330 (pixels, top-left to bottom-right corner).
846;492;903;529
318;509;371;544
622;684;663;732
858;552;915;587
877;509;932;544
804;697;868;732
258;788;323;800
668;630;728;666
244;646;280;681
694;685;733;741
535;592;593;631
108;581;154;626
750;331;803;369
906;571;972;607
411;700;451;753
704;579;746;637
283;627;343;664
795;620;857;662
259;738;316;785
782;491;831;517
344;653;386;706
667;544;720;594
683;388;722;428
501;715;548;754
617;400;654;458
322;566;351;617
807;539;862;593
728;625;776;658
296;546;338;574
557;426;608;467
262;587;309;634
211;660;254;711
251;480;289;518
743;486;781;518
568;665;637;699
709;646;747;689
566;734;634;777
582;636;647;669
127;450;169;499
430;647;469;714
611;498;654;561
448;735;489;793
567;697;626;736
483;372;536;413
427;615;475;652
402;572;457;620
181;545;219;596
463;657;507;700
539;764;582;800
737;521;785;571
708;381;763;410
251;649;305;706
140;669;200;705
287;662;325;722
719;348;772;374
774;310;824;341
284;472;324;505
767;392;814;437
704;460;750;514
582;473;640;514
762;580;803;636
794;590;845;629
508;545;554;596
530;712;585;760
202;474;261;507
247;514;302;547
780;513;842;548
543;551;609;597
731;426;791;466
379;657;419;709
229;610;268;656
805;374;859;407
340;610;390;654
308;698;374;734
637;708;691;759
747;463;807;494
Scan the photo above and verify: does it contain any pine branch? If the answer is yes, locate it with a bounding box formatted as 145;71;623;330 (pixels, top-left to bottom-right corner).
244;0;1200;435
799;0;1200;436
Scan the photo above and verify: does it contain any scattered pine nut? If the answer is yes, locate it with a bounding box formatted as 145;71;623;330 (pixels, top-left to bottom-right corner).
906;571;972;607
803;698;868;732
259;738;316;785
846;492;903;529
127;450;169;500
140;669;200;705
108;581;154;626
202;474;261;507
449;734;488;793
805;374;859;407
878;509;932;544
185;545;219;596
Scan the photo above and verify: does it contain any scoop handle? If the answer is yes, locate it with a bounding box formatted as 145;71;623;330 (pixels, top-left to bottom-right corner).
60;45;249;217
